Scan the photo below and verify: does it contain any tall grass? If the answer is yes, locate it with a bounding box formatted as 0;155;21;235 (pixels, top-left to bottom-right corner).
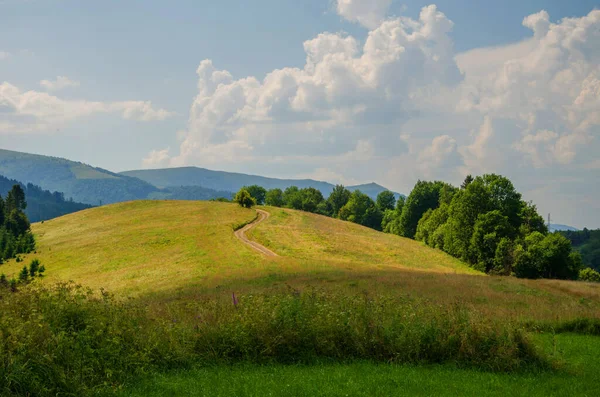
0;283;547;396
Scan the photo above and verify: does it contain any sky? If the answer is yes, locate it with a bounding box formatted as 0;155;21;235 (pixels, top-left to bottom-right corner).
0;0;599;229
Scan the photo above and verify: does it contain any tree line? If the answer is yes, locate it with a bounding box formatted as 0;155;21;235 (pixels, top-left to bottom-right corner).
1;174;92;222
234;174;594;281
0;185;35;263
234;184;392;230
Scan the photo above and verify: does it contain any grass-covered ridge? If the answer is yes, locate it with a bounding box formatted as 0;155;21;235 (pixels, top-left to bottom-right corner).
1;200;477;295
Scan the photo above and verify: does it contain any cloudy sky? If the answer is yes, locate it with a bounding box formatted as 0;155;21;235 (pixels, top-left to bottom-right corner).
1;0;599;228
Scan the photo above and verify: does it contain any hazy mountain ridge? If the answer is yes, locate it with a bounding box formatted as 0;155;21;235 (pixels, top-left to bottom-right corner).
120;167;403;200
0;174;92;222
549;224;580;232
0;149;403;206
0;149;160;205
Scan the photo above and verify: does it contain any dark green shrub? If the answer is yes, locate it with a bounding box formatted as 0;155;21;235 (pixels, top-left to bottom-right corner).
29;258;40;277
18;266;28;282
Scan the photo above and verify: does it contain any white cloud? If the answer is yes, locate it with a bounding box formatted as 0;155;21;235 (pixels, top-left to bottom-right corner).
522;10;551;38
0;82;174;132
39;76;80;91
0;51;10;60
167;5;460;171
142;148;171;168
418;135;462;179
147;6;600;227
335;0;392;29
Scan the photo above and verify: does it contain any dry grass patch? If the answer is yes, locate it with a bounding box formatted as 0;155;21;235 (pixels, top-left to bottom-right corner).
248;207;479;275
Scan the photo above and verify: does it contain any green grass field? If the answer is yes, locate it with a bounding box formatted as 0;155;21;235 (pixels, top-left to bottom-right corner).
115;333;600;397
2;201;599;396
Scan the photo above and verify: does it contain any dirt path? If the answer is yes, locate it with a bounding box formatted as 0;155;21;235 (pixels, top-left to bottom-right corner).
234;209;278;257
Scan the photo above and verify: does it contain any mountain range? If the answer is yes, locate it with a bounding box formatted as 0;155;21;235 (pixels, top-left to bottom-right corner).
0;149;402;207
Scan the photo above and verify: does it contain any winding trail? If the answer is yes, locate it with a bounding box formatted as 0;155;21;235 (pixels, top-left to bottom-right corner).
234;209;278;257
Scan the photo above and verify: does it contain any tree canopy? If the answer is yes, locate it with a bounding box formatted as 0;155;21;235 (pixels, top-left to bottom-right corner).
234;188;256;208
0;185;35;262
243;185;267;205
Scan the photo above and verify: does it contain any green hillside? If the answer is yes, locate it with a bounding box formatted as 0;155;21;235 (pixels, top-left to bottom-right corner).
3;200;598;324
1;201;474;295
0;149;159;205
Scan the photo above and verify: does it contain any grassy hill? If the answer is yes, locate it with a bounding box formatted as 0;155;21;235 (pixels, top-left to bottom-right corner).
0;149;160;205
2;200;598;324
2;200;600;396
1;201;472;295
120;167;403;199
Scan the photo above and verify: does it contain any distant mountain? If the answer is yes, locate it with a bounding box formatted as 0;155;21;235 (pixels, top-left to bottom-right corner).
0;149;403;205
148;185;235;201
0;149;159;205
549;224;580;232
120;167;403;200
0;174;92;222
347;183;403;201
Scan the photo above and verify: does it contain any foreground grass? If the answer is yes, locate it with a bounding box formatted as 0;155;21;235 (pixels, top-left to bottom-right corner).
0;284;547;396
116;334;600;397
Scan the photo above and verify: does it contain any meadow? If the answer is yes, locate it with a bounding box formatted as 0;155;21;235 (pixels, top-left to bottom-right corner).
1;201;599;396
116;333;600;397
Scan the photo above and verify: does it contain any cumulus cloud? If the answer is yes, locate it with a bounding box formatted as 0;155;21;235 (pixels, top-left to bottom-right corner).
457;9;600;170
0;82;174;132
40;76;80;91
166;5;460;171
142;148;171;168
147;5;600;227
418;135;462;179
335;0;392;29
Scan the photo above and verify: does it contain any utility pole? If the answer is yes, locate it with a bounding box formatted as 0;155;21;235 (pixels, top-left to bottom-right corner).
547;213;551;228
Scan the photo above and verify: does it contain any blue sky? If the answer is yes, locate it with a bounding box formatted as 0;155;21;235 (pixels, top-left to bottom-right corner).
1;0;599;228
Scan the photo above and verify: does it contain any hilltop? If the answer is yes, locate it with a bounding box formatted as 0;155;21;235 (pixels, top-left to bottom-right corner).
2;200;472;295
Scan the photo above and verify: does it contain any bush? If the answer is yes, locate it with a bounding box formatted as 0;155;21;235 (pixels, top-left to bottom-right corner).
18;266;28;282
0;284;548;396
234;189;256;208
579;267;600;282
29;258;40;277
